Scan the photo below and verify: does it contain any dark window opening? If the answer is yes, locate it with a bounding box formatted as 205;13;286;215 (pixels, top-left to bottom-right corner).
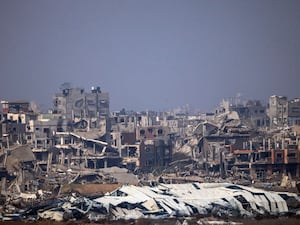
148;128;153;133
158;129;163;135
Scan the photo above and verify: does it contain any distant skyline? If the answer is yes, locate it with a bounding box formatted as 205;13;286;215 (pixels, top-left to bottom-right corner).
0;0;299;112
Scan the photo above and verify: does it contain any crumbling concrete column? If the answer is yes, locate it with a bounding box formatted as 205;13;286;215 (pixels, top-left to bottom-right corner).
1;177;6;196
67;154;71;169
47;152;53;173
60;150;65;165
203;138;209;173
250;167;256;180
85;156;88;168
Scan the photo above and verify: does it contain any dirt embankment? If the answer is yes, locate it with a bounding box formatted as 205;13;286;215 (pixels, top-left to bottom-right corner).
60;183;121;196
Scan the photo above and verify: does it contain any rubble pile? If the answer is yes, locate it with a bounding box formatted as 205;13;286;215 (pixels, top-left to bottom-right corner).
1;92;300;222
1;182;300;222
94;182;300;220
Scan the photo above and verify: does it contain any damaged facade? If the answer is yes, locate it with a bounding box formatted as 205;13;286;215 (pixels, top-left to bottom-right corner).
188;98;300;184
1;89;300;222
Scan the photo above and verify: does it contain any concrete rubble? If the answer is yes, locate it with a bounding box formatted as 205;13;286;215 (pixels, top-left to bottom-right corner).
1;90;300;222
1;182;300;221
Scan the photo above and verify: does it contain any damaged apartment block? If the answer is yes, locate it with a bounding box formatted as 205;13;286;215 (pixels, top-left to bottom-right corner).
1;90;300;222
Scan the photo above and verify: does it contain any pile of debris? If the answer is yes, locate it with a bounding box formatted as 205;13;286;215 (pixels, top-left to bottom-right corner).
94;182;300;220
1;182;300;222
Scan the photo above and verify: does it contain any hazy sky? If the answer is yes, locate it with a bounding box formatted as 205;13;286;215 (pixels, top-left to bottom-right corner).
0;0;299;112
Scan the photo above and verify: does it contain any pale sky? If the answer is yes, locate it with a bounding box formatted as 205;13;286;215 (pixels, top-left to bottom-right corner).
0;0;299;112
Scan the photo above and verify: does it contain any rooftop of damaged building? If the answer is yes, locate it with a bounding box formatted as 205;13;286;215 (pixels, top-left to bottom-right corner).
94;182;300;219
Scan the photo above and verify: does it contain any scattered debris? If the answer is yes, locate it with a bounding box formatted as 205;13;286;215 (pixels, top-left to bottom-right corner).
281;175;296;188
1;182;300;222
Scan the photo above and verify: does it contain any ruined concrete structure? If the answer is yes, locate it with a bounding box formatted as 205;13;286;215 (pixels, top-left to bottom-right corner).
53;85;109;120
288;98;300;126
268;95;300;127
1;91;300;209
215;99;269;129
140;139;172;172
231;100;269;128
0;101;38;147
198;134;300;181
269;95;289;128
1;100;31;114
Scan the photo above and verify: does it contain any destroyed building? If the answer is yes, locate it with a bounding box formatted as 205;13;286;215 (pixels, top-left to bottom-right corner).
52;85;111;143
10;182;299;222
0;87;118;204
92;182;300;220
137;126;173;172
288;98;300;126
1;100;31;114
269;95;289;128
0;91;300;222
53;85;109;119
268;95;300;128
214;99;269;129
0;100;38;146
231;100;269;128
170;96;300;185
109;110;174;172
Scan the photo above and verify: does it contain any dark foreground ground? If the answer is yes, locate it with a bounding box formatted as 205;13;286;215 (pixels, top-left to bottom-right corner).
0;217;300;225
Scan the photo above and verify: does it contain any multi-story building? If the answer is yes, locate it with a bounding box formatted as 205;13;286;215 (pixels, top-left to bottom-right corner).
53;86;109;120
268;96;300;128
269;95;288;128
288;98;300;126
1;100;30;114
110;113;137;133
0;100;37;146
140;139;172;172
230;100;268;128
136;125;172;172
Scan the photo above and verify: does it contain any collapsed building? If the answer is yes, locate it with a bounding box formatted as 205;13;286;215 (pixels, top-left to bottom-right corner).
2;182;300;221
93;182;300;220
1;91;300;222
0;87;174;201
171;98;300;186
269;95;300;128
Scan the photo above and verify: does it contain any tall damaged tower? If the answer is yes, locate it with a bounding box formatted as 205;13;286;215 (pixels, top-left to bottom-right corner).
53;85;109;120
52;85;110;138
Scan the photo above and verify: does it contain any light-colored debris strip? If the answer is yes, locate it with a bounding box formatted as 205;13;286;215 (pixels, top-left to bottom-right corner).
93;182;300;220
1;182;300;221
